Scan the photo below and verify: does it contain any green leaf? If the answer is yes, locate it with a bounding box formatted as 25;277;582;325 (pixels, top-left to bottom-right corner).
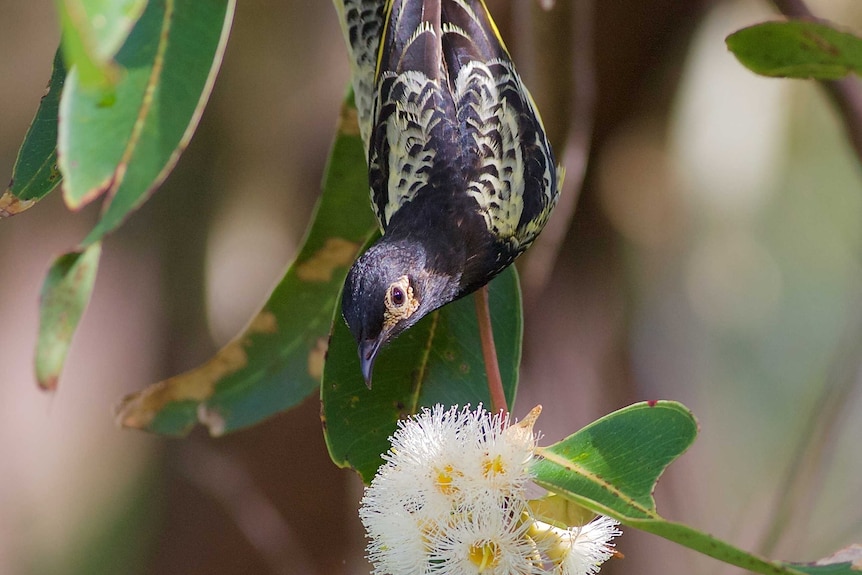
726;20;862;79
58;0;235;242
56;0;117;90
322;266;522;484
532;401;857;575
56;0;147;91
635;521;858;575
532;401;697;519
115;96;377;436
1;50;65;217
35;242;102;390
64;0;148;62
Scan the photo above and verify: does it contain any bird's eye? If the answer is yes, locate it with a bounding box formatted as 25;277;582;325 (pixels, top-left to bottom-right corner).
382;276;418;331
391;286;405;307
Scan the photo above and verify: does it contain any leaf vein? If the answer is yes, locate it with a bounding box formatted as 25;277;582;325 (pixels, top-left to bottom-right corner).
534;446;659;518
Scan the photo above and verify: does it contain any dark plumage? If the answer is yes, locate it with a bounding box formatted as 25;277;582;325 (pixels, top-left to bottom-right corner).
338;0;560;385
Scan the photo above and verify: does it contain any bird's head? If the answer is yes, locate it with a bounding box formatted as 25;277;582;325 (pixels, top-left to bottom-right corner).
341;239;460;387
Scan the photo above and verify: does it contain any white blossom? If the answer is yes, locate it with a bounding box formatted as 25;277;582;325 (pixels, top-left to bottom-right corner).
428;493;542;575
359;404;621;575
531;516;621;575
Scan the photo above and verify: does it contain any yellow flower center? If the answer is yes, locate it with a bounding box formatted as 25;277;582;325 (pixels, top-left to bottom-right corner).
435;464;459;495
468;541;501;573
483;455;505;477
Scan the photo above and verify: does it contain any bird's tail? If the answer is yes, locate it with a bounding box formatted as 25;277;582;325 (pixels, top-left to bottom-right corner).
333;0;386;153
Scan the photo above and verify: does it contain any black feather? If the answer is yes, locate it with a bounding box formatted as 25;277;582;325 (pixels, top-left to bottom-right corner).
341;0;559;384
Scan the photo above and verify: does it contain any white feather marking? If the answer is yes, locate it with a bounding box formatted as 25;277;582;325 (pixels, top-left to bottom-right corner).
337;0;384;152
455;60;525;241
441;22;468;38
380;71;440;226
406;20;436;49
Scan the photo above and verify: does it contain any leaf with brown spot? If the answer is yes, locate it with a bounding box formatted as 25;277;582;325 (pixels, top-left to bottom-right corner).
35;242;102;390
115;337;248;433
338;103;361;137
116;94;377;436
24;0;234;395
2;49;65;217
296;238;361;282
59;0;236;245
307;338;328;380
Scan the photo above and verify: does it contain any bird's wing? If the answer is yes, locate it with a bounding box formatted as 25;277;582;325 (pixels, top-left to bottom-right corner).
369;0;451;229
334;0;386;151
442;0;558;251
369;0;559;243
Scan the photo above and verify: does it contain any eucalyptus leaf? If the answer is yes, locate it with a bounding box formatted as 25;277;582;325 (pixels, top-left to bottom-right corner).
532;401;696;519
532;401;858;575
56;0;118;90
66;0;148;62
34;0;234;392
727;20;862;79
58;0;235;244
1;50;65;217
35;242;102;390
115;95;377;436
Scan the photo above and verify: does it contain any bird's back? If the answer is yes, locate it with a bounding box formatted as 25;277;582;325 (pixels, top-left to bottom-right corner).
337;1;562;380
368;0;559;286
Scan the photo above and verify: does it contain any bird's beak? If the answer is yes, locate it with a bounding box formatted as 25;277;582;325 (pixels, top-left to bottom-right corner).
359;338;382;389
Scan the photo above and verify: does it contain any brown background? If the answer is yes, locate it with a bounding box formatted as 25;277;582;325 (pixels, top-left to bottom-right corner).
1;1;861;574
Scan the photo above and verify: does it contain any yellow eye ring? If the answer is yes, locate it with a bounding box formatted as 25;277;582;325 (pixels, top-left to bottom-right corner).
382;275;420;332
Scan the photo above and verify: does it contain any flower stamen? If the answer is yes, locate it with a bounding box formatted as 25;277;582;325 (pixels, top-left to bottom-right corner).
468;540;501;572
359;405;621;575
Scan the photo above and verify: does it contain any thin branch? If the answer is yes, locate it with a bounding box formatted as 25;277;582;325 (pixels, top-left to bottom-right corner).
475;285;508;414
772;0;862;167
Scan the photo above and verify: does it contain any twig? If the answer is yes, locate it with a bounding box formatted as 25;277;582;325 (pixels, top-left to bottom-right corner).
772;0;862;167
771;0;813;18
474;285;507;414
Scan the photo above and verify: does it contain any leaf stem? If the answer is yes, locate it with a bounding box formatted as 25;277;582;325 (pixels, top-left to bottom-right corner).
474;285;507;414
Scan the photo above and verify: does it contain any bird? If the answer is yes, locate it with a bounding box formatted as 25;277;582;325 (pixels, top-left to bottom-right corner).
337;0;560;386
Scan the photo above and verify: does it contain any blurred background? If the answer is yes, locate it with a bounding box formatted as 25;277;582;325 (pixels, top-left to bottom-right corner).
1;0;861;573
